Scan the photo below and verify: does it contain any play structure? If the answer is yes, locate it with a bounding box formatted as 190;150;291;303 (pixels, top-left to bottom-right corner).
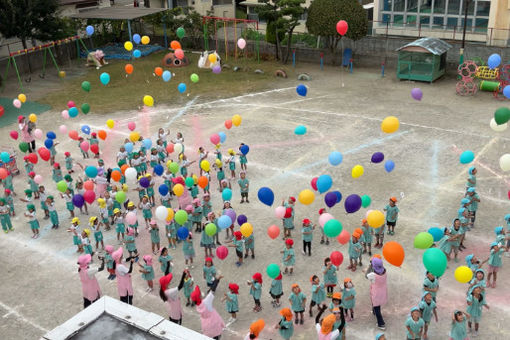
161;52;190;68
456;60;510;99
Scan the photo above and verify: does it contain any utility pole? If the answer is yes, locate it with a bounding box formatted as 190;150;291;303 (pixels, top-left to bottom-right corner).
460;0;469;65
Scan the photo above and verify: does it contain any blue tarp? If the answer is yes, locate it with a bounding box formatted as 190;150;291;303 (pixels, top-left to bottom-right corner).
342;48;352;66
80;43;164;60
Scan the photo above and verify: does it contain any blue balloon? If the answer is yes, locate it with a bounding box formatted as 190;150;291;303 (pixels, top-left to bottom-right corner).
218;132;226;143
344;194;362;213
257;187;274;206
85;166;98;178
324;192;337;208
218;215;232;229
240;145;249;155
124;142;133;153
69;107;79;118
296;84;307;96
143;139;152;149
371;152;385;163
328;151;343;166
317;174;332;194
44;139;53;149
459;150;474;164
178;83;187;93
86;25;94;36
133;49;141;58
294;125;307;135
384;160;395;173
81;125;90;135
504;85;510;99
177;227;189;240
154;164;164;176
222;188;232;201
46;131;56;139
159;184;169;196
162;70;172;82
488;53;501;69
99;72;110;85
133;34;141;44
333;190;342;203
72;194;84;208
427;227;444;242
0;152;10;163
237;214;247;225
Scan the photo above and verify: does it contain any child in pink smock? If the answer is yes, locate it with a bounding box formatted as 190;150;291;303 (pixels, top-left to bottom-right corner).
77;254;104;309
366;257;388;330
191;286;225;339
112;247;134;305
159;271;187;325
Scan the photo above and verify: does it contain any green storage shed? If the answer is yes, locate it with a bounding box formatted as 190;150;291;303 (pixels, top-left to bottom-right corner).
396;37;452;82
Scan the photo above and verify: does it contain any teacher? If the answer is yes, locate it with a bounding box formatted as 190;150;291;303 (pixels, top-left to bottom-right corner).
18;115;36;152
366;257;387;331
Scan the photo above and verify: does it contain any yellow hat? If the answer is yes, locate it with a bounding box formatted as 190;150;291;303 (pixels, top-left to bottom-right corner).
215;144;221;149
83;228;91;237
89;216;98;225
113;208;121;214
215;159;222;167
127;202;135;207
122;184;128;192
71;217;80;224
228;148;234;155
97;198;105;204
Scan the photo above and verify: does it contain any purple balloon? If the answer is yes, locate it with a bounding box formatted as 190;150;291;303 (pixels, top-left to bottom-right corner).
371;152;385;163
333;190;342;203
139;177;150;188
72;194;85;208
212;65;221;74
237;214;247;226
344;194;362;214
411;88;422;101
324;192;337;208
224;208;236;224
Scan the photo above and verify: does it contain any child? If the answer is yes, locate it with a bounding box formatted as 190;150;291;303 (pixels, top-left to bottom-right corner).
78;137;89;159
495;226;507;247
282;238;295;275
61;189;75;218
466;166;477;191
238;143;248;171
149;219;161;255
183;269;194;306
487;242;508;288
0;198;13;233
203;257;217;289
361;218;373;256
465;254;487;273
97;198;110;231
4;189;15;217
68;217;83;252
244;230;255;259
405;307;425;340
468;269;486;296
449;310;470;340
458;208;469;249
139;255;155;292
198;147;209;176
309;275;326;317
200;215;215;258
27;172;39;199
466;287;488;337
37;186;49;220
423;272;439;302
282;197;296;239
167;218;178;249
248;273;263;312
105;245;116;280
449;220;463;262
89;216;104;250
216;166;225;189
270;272;284;308
301;218;314;256
384;197;399;235
126;201;139;236
348;231;363;272
1;171;15;197
159;247;173;275
124;227;139;260
191;198;203;232
139;196;152;229
226;148;236;178
179;155;195;178
81;229;94;255
226;230;244;267
329;292;342;313
289;283;307;325
238;171;249;203
113;208;125;243
276;308;294;340
145;174;155;205
223;283;239;326
419;292;437;339
64;152;74;173
342;278;356;321
323;257;338;298
52;163;63;183
182;232;195;268
466;187;480;227
75;178;88;215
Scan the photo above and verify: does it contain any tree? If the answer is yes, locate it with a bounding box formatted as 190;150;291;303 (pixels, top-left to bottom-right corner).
306;0;367;60
276;0;306;64
255;0;283;60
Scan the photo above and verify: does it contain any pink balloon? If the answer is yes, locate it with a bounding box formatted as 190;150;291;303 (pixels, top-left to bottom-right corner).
67;101;76;108
210;133;220;145
9;130;18;140
80;141;90;152
61;110;69;119
237;38;246;50
174;48;184;60
83;190;96;204
275;206;286;219
34;174;43;184
267;225;280;239
216;245;229;260
34;129;43;139
13;99;21;109
59;125;67;134
83;180;94;191
127;122;136;131
311;177;318;191
336;229;350;245
125;211;137;225
336;20;348;36
319;213;334;228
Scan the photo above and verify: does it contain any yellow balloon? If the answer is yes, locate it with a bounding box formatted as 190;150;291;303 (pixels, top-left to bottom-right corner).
240;223;253;237
18;94;26;103
192;174;198;184
141;35;150;45
166;160;173;168
208;53;217;64
367;210;385;228
298;189;315;205
143;95;154;107
454;266;473;283
129;131;140;142
351;165;364;178
201;160;210;172
215;159;222;167
166;208;174;221
381;116;400;134
173;183;184;196
28;113;37;123
232;114;242;127
124;41;133;51
106;119;115;129
58;71;66;78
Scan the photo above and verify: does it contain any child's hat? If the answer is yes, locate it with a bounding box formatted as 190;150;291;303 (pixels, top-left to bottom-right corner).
143;254;153;266
89;216;97;225
193;198;201;205
28;171;35;177
465;254;474;265
285;238;294;246
105;245;114;253
0;198;5;204
113;208;120;214
279;308;293;321
228;283;239;294
410;306;420;313
126;227;135;236
389;197;397;202
53;163;60;168
284;207;293;218
344;277;352;283
127;201;135;207
249;319;265;338
318;208;326;215
65;152;71;156
64;174;73;181
460;198;470;205
490;242;498;248
97;198;105;204
505;214;510;221
185;204;193;212
468;166;476;174
234;231;243;240
4;189;11;194
205;257;213;263
355;227;363;235
332;292;342;300
83;228;91;237
362;218;367;224
302;218;311;224
458;207;466;214
352;231;361;239
150;219;157;225
228;148;234;155
467;187;475;193
252;272;263;284
190;286;202;306
159;273;173;291
375;334;385;340
291;283;299;289
320;314;336;335
495;226;504;235
77;254;92;268
72;217;80;224
289;196;296;203
91;132;97;137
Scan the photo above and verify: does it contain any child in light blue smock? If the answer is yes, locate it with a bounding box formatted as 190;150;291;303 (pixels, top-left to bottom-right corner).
182;232;195;268
466;286;489;336
289;284;306;325
203;257;216;288
248;273;262;312
223;283;239;325
25;204;39;239
309;275;326;317
384;196;399;235
487;242;507;288
348;232;363;272
423;271;439;301
449;310;469;340
404;307;424;340
281;238;295;275
159;247;173;275
418;292;437;339
342;278;356;321
323;257;338;298
270;273;283;307
138;255;155;292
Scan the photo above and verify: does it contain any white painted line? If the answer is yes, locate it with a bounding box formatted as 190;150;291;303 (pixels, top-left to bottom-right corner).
0;300;49;332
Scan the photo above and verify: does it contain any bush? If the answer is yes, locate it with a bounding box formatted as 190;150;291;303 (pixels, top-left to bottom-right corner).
242;28;265;41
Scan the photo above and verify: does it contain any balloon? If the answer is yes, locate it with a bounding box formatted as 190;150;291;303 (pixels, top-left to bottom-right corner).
336;20;348;35
344;194;362;213
99;72;110;85
84;166;97;178
69;107;79;118
267;225;280;239
170;40;181;50
210;133;220;145
328;151;343;166
13;99;21;108
194;176;207;189
488;53;501;69
111;170;121;182
294;125;307;135
296;84;307;96
155;206;169;221
98;130;107;140
200;160;210;172
27;153;38;164
154;164;164;176
324;192;337;208
367;210;385;228
125;167;137;182
83;190;96;204
330;251;344;266
59;71;66;78
317;175;332;194
381;116;399;133
266;263;280;279
0;152;10;163
218;215;232;229
81;125;90;135
44;139;53;149
494;107;510;125
499;154;510;171
174;48;184;59
124;41;133;51
38;147;50;161
414;232;434;249
106;119;115;129
237;38;246;49
166;208;174;222
174;143;183;154
351;165;364;178
139;177;150;188
222;188;232;201
240;222;253;237
385;160;395;173
133;49;141;58
158;184;169;196
19;142;29;153
309;177;318;191
177;83;187;93
454;266;473;283
125;211;137;225
275;206;286;219
423;248;447;277
28;114;37;123
176;27;185;39
129;132;140;143
115;191;126;204
208;53;217;63
237;214;247;226
361;195;371;208
371;152;384;163
225;120;233;129
0;105;3;117
427;227;444;242
298;189;315;205
143;95;154;107
154;67;163;76
382;241;405;267
490;118;507;132
336;230;350;245
86;25;94;35
80;141;90;152
124;142;133;153
240;145;249;155
143;138;152;149
411;88;422;101
459;150;474;164
168;161;179;174
224;209;236;223
59;125;67;134
216;245;229;260
34;175;44;185
162;70;171;82
127;122;136;131
212;65;221;74
257;187;274;206
177;227;189;240
67;100;76;108
232;114;242;127
324;219;342;237
205;223;217;236
319;213;334;227
0;169;8;180
33;129;43;139
17;94;26;104
72;194;85;208
184;177;194;188
125;64;134;74
57;180;68;193
133;34;141;44
81;81;91;93
173;183;184;196
218;132;226;143
61;110;69;119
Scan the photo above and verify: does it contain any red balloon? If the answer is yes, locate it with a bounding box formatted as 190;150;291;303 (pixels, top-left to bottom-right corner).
83;180;94;191
38;147;50;161
267;225;280;239
166;143;174;153
9;130;18;140
0;105;4;117
90;144;99;154
216;245;229;260
224;120;232;130
336;20;348;36
310;177;318;191
336;229;350;245
330;251;344;266
172;176;185;186
28;153;38;164
508;190;510;200
0;168;8;180
83;190;96;204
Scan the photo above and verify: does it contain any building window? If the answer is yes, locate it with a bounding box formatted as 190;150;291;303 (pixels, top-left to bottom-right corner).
474;18;488;32
382;13;391;23
433;0;446;14
433;16;444;27
447;0;461;15
383;0;392;11
476;0;490;17
394;0;405;11
394;14;404;25
406;0;418;12
420;15;430;26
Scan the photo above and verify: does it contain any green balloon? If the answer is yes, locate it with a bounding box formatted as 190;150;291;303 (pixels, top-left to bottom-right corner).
176;27;185;39
168;161;179;174
81;81;91;92
324;219;342;238
175;209;188;225
81;103;90;114
56;180;68;193
115;191;126;203
190;73;199;83
414;232;434;249
185;177;194;188
361;195;371;208
494;107;510;125
422;248;447;277
205;223;217;236
266;263;280;279
19;142;29;153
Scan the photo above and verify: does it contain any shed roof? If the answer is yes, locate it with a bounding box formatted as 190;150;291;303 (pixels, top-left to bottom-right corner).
69;7;165;20
396;37;452;55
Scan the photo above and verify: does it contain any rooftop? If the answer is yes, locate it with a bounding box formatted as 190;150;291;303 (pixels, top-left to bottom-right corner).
69;7;166;20
396;37;452;55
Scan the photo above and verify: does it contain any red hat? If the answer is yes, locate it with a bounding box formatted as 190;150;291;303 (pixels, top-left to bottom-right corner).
234;231;242;240
65;152;71;157
275;273;283;280
205;257;213;264
4;189;11;194
23;156;28;161
252;272;263;284
159;273;173;291
289;196;296;203
284;207;292;218
28;171;35;177
190;286;202;305
285;238;294;246
228;283;239;294
91;132;97;137
318;208;326;215
53;163;60;168
302;218;311;224
17;115;24;122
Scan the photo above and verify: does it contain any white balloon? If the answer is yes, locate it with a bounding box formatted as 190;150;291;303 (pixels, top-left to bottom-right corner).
500;154;510;171
274;206;286;219
490;118;507;132
125;211;137;225
155;206;168;221
319;213;334;228
59;125;67;134
125;167;137;181
34;128;43;139
174;143;183;154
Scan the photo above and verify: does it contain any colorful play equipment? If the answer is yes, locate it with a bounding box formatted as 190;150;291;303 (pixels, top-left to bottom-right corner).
457;59;510;99
456;61;478;96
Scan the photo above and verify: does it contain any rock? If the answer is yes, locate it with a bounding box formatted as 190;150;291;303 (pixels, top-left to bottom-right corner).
254;69;264;74
233;66;241;72
297;73;312;81
222;64;231;69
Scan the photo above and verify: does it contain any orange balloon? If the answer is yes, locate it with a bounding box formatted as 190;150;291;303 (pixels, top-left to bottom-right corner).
68;130;79;140
111;170;121;182
154;67;163;76
97;129;107;140
267;225;280;239
120;164;129;175
83;180;94;191
197;176;208;189
125;64;134;74
166;143;174;153
170;40;181;50
382;241;405;267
